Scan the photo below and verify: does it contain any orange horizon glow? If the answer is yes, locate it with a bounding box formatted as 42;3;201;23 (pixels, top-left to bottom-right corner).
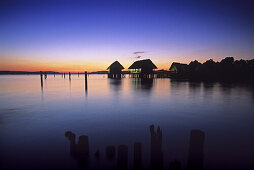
0;56;244;73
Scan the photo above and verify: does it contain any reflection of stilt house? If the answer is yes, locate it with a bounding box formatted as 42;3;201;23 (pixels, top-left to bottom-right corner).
107;61;124;78
128;59;157;78
156;69;170;78
169;62;188;74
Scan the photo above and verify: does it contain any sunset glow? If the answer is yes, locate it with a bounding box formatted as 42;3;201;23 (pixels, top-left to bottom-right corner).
1;0;254;72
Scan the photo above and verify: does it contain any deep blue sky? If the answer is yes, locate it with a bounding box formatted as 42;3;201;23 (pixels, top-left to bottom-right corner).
0;0;254;71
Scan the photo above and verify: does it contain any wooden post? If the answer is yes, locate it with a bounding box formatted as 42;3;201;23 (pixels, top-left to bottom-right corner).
134;142;142;170
40;71;43;87
44;72;47;79
69;72;71;79
78;72;79;77
54;73;55;77
85;71;88;91
117;145;128;170
64;73;65;78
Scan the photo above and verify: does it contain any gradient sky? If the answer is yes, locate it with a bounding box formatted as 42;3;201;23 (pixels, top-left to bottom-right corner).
1;0;254;72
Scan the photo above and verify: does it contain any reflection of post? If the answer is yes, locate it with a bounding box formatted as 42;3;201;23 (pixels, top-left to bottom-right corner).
169;160;181;170
77;135;90;168
54;73;55;77
106;146;116;160
187;130;205;170
40;71;43;87
117;145;128;170
65;131;76;157
65;131;90;169
44;72;47;79
85;71;88;91
106;145;116;169
134;142;142;170
150;125;163;170
78;72;79;77
64;73;65;78
69;72;71;80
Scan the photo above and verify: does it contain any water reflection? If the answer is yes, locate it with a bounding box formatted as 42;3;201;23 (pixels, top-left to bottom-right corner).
1;75;254;170
188;82;202;96
219;83;233;96
130;78;155;97
203;82;215;90
65;125;205;170
109;79;123;95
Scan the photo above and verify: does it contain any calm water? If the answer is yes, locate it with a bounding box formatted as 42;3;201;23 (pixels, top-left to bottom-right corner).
0;75;254;170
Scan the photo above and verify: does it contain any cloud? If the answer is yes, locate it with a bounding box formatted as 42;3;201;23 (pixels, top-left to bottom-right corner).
133;51;145;55
136;56;141;59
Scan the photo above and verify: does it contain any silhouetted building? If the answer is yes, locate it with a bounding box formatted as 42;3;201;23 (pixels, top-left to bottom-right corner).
169;62;188;74
129;59;157;78
107;61;124;78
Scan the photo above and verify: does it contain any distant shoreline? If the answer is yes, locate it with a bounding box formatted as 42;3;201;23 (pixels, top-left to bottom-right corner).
0;71;105;75
0;71;132;75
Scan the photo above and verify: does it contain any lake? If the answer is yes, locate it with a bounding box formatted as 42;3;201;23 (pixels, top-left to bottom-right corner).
0;75;254;170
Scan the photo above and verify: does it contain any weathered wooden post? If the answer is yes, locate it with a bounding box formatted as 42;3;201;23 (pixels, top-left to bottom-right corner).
64;73;65;78
40;71;43;87
117;145;128;170
69;72;71;79
187;130;205;170
44;72;47;79
134;142;142;169
78;72;79;77
85;71;88;91
54;73;55;77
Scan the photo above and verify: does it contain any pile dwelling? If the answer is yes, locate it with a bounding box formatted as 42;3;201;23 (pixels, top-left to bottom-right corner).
107;61;124;78
128;59;157;78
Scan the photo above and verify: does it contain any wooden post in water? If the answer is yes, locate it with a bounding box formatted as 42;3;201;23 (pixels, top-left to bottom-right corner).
78;72;79;77
64;73;65;78
44;72;47;79
85;71;88;91
54;73;55;77
40;71;43;87
69;72;71;79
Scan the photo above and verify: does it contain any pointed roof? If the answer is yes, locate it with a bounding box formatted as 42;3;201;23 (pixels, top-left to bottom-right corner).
107;61;124;70
169;62;188;70
128;59;157;69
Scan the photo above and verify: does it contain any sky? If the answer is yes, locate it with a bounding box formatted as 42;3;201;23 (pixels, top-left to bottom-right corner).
0;0;254;72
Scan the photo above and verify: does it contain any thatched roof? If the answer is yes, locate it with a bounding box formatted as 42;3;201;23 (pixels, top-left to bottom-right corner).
169;62;188;70
128;59;157;69
107;61;124;70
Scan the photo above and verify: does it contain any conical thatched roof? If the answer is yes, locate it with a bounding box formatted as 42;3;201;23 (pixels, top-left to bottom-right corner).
107;61;124;70
128;59;157;69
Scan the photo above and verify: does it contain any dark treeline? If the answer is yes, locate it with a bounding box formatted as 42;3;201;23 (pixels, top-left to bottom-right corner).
173;57;254;83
